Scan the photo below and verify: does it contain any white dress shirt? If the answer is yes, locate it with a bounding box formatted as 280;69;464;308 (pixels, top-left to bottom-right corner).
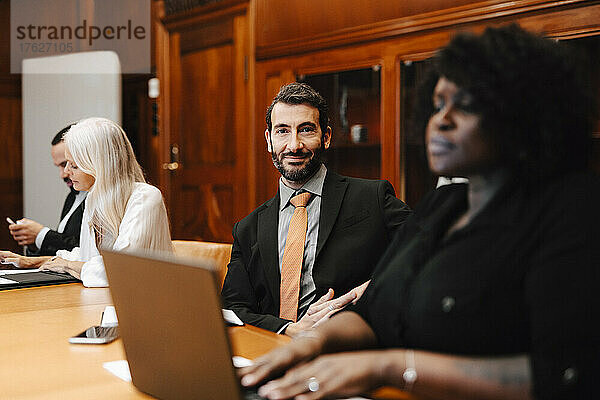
56;183;172;287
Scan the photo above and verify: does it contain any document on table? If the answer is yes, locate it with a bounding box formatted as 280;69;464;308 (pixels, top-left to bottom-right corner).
104;356;254;382
103;358;369;399
0;268;43;284
103;360;131;382
0;268;41;275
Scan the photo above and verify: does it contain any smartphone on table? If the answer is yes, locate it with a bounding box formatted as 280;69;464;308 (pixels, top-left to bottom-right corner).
69;325;119;344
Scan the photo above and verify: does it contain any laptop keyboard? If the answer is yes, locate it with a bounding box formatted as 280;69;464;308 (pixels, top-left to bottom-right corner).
94;326;119;337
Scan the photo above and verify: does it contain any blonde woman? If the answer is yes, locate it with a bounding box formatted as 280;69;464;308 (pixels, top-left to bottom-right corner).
0;118;172;287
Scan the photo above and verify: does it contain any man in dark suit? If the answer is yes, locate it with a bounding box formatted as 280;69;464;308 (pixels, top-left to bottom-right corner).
222;83;411;335
8;125;85;256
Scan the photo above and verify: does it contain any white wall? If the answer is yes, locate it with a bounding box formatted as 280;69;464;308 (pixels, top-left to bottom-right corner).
22;51;121;227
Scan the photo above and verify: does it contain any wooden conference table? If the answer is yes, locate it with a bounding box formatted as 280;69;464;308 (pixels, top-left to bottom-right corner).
0;283;410;399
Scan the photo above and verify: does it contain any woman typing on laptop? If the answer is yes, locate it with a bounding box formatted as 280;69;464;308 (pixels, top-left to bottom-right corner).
238;25;600;400
0;117;173;287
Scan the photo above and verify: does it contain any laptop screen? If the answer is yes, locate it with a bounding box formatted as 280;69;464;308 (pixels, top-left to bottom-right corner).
102;249;245;400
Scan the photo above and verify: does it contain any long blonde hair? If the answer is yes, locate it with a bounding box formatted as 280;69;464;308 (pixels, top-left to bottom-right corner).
63;117;146;246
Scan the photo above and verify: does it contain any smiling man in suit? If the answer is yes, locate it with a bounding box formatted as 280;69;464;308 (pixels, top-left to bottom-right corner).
8;125;86;256
222;83;411;335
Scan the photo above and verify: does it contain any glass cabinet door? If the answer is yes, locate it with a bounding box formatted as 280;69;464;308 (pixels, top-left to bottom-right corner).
564;36;600;176
399;37;600;208
400;59;437;207
298;67;381;180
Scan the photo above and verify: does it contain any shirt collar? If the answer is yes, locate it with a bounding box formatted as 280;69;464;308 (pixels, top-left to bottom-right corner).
279;164;327;211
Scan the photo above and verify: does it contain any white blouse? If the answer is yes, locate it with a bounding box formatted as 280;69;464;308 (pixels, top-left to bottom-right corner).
57;182;172;287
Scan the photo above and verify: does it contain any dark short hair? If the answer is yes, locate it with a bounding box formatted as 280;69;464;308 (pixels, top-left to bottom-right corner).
51;123;76;146
266;82;329;133
412;24;594;179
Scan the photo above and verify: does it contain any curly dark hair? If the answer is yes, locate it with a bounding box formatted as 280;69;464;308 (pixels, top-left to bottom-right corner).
266;82;329;133
412;24;595;178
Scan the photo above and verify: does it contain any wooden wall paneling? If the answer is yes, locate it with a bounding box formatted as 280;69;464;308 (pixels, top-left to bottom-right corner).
0;99;23;254
255;0;591;59
179;19;234;53
175;37;236;241
165;0;247;21
165;0;240;16
233;12;252;219
516;2;600;38
181;46;235;164
0;104;17;140
0;0;11;78
0;97;23;253
255;0;483;56
0;0;22;253
244;0;258;214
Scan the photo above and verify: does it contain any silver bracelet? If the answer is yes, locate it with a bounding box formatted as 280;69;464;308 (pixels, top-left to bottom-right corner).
402;349;417;391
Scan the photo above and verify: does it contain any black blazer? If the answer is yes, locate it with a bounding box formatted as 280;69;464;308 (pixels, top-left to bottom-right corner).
221;171;411;332
28;191;85;256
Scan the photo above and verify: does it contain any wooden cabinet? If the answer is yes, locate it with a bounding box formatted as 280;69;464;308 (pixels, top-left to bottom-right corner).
154;0;600;232
254;0;600;208
299;68;382;180
254;34;448;206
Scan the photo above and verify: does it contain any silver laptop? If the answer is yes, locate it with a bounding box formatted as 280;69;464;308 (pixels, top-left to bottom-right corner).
102;249;263;400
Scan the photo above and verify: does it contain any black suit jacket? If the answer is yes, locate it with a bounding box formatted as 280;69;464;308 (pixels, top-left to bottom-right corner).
221;171;411;332
27;191;85;256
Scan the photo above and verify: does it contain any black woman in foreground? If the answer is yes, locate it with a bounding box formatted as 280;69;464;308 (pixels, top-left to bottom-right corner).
239;24;600;400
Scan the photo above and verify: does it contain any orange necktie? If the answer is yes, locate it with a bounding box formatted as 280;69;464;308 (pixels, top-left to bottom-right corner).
279;191;311;321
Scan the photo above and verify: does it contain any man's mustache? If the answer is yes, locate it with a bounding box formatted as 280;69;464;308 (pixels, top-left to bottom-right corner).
281;150;312;158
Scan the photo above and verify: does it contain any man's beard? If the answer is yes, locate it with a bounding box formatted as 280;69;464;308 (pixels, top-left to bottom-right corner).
271;146;324;183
